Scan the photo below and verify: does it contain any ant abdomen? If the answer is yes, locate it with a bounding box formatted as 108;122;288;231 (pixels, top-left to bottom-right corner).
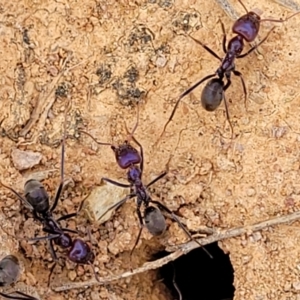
144;206;166;236
24;179;50;213
68;239;95;264
232;11;260;42
201;78;224;111
112;143;141;169
0;256;39;300
0;255;20;286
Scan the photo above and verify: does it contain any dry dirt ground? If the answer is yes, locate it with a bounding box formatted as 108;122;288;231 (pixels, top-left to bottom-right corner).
1;0;300;299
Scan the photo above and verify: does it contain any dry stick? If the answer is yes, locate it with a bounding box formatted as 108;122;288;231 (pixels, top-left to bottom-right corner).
214;0;239;20
19;53;72;138
274;0;300;11
18;53;86;146
53;210;300;292
215;0;300;18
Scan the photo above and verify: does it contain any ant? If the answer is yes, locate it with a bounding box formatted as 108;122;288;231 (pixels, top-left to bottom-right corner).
1;109;98;283
159;0;300;138
0;255;38;300
80;107;212;258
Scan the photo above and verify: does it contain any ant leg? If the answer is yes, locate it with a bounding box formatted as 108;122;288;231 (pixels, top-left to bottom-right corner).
48;260;57;287
158;73;216;142
29;234;61;242
33;210;44;222
237;0;248;13
0;182;33;210
49;239;58;261
237;27;275;59
223;78;234;138
49;180;63;213
233;70;247;110
56;212;78;222
43;226;78;235
0;292;38;300
151;200;213;258
47;239;59;286
188;35;222;61
50;107;69;213
84;228;101;282
101;177;131;188
146;171;167;188
49;140;66;213
172;264;182;300
219;20;227;54
96;193;136;221
130;204;144;259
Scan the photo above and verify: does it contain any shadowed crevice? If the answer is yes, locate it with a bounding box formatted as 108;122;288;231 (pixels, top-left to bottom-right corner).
155;242;235;300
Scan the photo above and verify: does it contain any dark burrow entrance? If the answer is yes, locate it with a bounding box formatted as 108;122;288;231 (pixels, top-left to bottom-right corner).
155;242;235;300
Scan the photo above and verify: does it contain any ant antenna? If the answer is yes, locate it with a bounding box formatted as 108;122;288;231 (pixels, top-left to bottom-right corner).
88;261;101;282
125;103;140;143
79;130;113;147
260;11;300;23
86;226;101;282
237;0;249;14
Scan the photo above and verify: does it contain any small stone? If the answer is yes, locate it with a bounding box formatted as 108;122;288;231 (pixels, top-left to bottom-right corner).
11;148;42;171
293;282;300;290
247;187;256;197
68;270;77;281
156;55;167;67
82;183;127;224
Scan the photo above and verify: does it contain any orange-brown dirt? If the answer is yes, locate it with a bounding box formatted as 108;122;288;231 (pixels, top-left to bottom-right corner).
1;0;300;299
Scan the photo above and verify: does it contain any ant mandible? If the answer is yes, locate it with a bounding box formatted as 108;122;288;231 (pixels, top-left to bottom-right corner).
159;0;300;138
80;107;212;258
1;107;99;284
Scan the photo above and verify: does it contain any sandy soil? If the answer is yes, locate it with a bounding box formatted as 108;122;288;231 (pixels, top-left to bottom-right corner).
1;0;300;299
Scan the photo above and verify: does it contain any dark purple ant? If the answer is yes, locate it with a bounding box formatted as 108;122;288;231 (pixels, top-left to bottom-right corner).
159;0;300;138
0;255;38;300
1;114;98;283
80;108;212;258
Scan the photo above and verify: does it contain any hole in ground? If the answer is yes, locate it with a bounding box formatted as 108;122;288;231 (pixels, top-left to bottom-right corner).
155;242;234;300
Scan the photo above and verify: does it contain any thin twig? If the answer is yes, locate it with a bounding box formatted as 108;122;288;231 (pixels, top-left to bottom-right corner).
274;0;300;11
19;53;72;139
214;0;239;20
53;210;300;292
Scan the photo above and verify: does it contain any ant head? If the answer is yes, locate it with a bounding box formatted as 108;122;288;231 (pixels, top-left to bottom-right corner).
144;206;166;236
232;11;260;42
56;233;72;248
0;255;20;286
68;239;95;264
112;142;141;169
24;179;50;213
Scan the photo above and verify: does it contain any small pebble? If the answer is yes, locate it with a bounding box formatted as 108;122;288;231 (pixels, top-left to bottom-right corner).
68;270;77;281
11;148;42;171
